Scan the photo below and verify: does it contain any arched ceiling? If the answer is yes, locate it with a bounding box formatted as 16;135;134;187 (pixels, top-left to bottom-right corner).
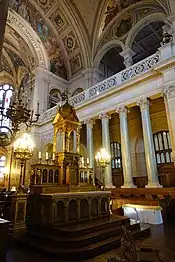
2;0;171;83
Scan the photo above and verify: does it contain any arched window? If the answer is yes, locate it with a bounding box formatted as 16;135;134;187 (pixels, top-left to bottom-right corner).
0;84;13;133
110;142;122;168
153;131;173;164
99;46;125;79
0;156;6;178
48;89;60;109
132;21;164;64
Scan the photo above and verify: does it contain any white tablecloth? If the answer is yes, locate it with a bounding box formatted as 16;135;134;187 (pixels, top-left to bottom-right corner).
122;205;163;225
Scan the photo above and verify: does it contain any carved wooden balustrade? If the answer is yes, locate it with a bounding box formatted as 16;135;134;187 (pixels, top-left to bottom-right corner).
112;164;175;188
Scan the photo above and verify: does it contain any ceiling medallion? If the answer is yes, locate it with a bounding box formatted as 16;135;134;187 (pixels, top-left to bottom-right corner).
66;37;75;50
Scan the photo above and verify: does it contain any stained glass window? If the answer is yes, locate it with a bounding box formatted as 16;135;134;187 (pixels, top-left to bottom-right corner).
0;84;13;133
153;131;173;164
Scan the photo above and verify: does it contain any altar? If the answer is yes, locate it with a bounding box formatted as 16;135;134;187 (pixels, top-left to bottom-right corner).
122;204;163;225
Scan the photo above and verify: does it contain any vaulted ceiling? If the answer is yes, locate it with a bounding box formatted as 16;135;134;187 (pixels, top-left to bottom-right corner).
0;0;171;84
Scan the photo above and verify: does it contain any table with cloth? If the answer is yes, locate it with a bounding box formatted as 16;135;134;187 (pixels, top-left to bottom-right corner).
122;204;163;224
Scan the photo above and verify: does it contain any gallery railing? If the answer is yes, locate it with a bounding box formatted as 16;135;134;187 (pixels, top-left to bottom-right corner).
39;52;161;123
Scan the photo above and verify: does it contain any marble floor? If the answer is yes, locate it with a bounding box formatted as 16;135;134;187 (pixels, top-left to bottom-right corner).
6;222;175;262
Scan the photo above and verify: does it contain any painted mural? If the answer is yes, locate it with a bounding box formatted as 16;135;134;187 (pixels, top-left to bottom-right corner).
9;0;68;79
103;0;142;30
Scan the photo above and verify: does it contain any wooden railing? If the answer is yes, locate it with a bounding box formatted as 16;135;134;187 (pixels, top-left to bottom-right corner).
112;164;175;188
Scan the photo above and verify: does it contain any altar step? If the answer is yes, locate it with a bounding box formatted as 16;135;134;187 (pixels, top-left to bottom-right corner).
21;215;150;260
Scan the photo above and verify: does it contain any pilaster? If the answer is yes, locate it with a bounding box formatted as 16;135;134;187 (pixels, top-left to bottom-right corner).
162;85;175;164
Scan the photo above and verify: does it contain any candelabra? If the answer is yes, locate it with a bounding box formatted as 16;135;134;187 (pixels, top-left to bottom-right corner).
0;86;40;147
95;148;110;187
13;133;34;191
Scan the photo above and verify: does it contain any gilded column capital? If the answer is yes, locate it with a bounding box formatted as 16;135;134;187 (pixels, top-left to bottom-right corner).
99;113;111;121
137;98;150;111
162;85;175;100
116;106;129;117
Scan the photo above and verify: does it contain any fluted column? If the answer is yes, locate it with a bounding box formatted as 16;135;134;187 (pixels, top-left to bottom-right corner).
137;98;162;188
116;107;135;188
85;119;95;184
100;113;113;188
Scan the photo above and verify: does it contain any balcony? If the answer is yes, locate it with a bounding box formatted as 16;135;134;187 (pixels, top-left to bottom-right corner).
39;42;175;124
70;52;160;108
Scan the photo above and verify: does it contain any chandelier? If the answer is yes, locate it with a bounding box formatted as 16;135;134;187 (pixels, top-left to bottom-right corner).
95;148;110;168
13;133;35;189
0;84;40;147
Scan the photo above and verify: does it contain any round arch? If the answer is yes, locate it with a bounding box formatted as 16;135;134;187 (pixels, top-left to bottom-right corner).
7;9;49;70
125;12;167;50
0;72;15;87
94;39;125;69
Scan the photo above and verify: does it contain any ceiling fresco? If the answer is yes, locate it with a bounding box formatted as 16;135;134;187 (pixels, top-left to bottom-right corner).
1;0;171;83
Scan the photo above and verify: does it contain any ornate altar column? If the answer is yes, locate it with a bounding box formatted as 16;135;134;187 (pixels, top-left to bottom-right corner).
100;113;113;188
137;98;161;188
76;128;81;154
120;48;135;68
116;107;135;188
163;85;175;164
73;131;77;153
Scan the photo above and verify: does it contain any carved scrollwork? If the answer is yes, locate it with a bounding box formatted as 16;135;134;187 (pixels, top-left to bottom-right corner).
89;75;117;98
69;92;86;106
121;53;160;82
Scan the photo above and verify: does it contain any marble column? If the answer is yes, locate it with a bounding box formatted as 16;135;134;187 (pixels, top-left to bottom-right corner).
85;119;95;184
85;119;95;168
137;98;162;188
116;107;136;188
100;113;113;188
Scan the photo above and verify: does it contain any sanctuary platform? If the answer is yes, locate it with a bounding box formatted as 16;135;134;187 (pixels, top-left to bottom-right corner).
21;215;150;260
